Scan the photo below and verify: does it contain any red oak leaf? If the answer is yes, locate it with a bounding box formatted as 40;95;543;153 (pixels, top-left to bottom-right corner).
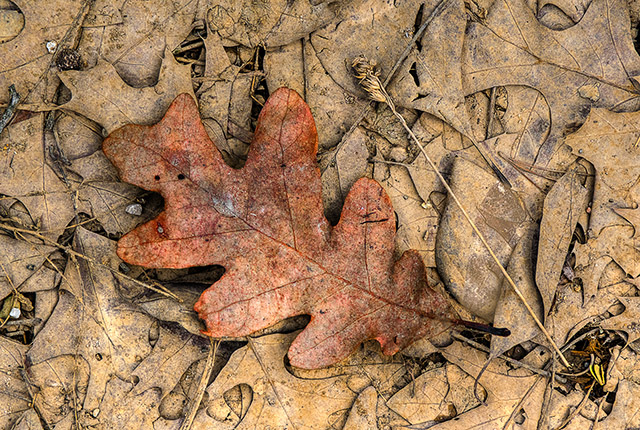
103;88;456;368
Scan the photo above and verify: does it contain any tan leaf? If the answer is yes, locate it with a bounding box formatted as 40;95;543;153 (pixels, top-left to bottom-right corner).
600;296;640;344
0;114;76;239
0;0;83;104
59;48;194;134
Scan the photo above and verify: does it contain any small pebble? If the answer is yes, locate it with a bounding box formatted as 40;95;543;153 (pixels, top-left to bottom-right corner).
125;203;143;216
46;40;57;53
9;307;20;319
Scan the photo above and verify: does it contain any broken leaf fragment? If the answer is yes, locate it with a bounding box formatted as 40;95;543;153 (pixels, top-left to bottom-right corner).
103;87;456;369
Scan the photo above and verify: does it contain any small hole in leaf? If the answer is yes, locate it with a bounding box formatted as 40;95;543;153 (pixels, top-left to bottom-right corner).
409;62;420;87
177;174;185;180
154;175;160;181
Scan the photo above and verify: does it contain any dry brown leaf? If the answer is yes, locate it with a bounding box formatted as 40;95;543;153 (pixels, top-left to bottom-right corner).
342;386;378;430
0;235;55;299
320;126;370;222
312;0;427;98
264;40;305;97
0;114;76;239
192;332;365;429
207;0;337;48
543;277;635;345
373;156;440;268
536;168;589;313
11;409;45;430
387;362;480;426
136;285;205;336
26;228;207;429
0;336;30;428
598;379;640;428
565;108;640;238
388;0;471;137
490;224;542;358
565;108;640;287
436;156;530;321
59;48;194;134
26;228;155;421
600;296;640;344
95;0;197;87
435;341;547;429
0;0;83;105
463;0;640;166
304;38;369;151
56;113;156;236
197;32;254;167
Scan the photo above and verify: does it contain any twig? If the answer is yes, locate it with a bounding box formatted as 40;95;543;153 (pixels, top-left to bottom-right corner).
352;57;570;368
451;333;566;383
591;396;604;430
0;85;20;135
486;87;497;140
553;382;594;430
179;338;218;430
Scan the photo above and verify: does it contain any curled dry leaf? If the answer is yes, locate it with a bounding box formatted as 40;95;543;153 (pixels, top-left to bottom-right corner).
103;87;456;369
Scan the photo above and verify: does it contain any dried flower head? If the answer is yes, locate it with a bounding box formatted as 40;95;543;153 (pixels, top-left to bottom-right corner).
55;48;83;71
351;56;388;103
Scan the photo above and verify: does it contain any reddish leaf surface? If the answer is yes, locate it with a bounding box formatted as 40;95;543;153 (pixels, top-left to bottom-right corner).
103;88;455;368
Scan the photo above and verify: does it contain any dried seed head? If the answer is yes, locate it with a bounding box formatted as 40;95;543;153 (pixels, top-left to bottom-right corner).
351;56;377;80
351;56;388;104
55;48;83;71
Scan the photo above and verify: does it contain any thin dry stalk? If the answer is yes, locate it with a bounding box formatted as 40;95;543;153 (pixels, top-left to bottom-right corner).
353;57;570;368
553;382;594;430
179;338;218;430
451;332;566;383
0;223;180;301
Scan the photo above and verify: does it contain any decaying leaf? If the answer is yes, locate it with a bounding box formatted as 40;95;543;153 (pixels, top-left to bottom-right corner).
59;48;194;134
536;168;589;313
436;156;530;321
0;235;55;299
600;296;640;344
565;108;640;239
374;156;440;268
490;224;542;358
463;0;640;165
342;386;378;430
192;331;405;429
0;336;30;428
387;361;480;426
320;126;371;222
544;277;635;346
0;0;83;105
436;341;547;429
565;108;640;289
103;87;456;369
0;114;76;239
207;0;337;48
26;228;207;428
197;32;256;167
96;0;197;87
388;0;472;138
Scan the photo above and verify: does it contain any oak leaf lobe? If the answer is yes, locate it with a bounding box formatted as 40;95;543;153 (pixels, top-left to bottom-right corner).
103;87;454;369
